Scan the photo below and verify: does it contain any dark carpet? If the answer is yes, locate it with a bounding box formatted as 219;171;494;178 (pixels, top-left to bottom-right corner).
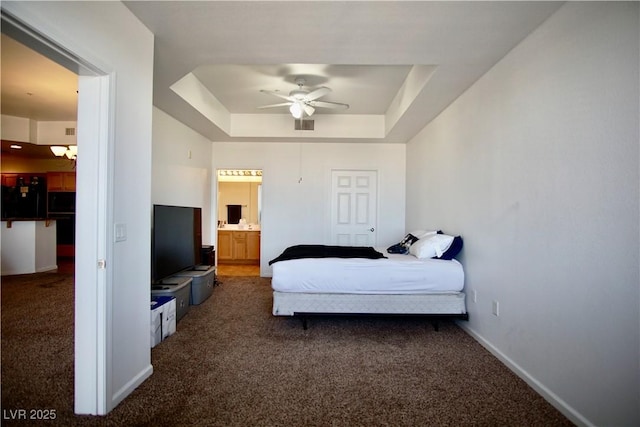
1;272;573;426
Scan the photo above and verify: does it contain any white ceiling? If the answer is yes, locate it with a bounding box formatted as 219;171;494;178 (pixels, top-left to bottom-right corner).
192;64;413;115
1;1;564;146
0;34;78;122
0;34;79;159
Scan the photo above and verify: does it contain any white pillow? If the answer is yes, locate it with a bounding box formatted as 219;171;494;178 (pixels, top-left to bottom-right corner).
409;234;454;259
408;229;439;240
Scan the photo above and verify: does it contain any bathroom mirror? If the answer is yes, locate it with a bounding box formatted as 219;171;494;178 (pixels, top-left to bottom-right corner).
217;169;262;225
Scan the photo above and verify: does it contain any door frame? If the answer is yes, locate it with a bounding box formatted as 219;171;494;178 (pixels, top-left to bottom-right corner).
0;9;114;415
215;168;263;272
75;73;114;414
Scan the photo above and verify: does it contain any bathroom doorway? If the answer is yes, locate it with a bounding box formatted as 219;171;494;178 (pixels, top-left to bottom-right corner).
216;169;262;277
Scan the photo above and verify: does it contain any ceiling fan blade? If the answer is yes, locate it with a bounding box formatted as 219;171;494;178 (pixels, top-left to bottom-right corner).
308;100;349;110
303;104;315;116
257;102;293;109
304;86;331;101
260;90;294;102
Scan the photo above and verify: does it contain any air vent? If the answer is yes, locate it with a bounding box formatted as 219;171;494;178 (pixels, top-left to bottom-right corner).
294;120;314;131
65;127;76;136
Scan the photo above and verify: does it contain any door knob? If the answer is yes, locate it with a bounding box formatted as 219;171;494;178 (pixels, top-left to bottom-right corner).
369;228;375;232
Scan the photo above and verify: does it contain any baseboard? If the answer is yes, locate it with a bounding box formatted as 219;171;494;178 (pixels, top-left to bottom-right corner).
110;364;153;411
457;322;593;427
36;264;58;273
1;269;23;276
2;267;52;276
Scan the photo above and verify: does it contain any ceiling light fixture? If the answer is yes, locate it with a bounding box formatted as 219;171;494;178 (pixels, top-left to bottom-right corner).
217;169;262;177
259;77;347;119
50;145;77;161
289;102;304;119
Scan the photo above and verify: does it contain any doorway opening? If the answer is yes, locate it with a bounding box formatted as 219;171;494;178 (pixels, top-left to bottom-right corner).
0;31;78;274
1;9;116;415
216;169;262;277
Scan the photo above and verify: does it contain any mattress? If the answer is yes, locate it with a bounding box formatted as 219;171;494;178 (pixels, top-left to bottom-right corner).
271;250;464;294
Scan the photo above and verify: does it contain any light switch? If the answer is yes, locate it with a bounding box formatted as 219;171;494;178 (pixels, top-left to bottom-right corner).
115;223;127;242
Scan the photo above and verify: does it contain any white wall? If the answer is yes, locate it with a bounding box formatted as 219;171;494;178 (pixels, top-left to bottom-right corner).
152;107;213;245
36;120;78;146
212;142;406;276
3;0;155;414
1;115;77;145
1;115;36;143
0;220;57;275
406;3;639;426
34;220;57;272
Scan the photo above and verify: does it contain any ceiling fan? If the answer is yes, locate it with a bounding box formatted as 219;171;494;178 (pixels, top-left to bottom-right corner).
258;77;349;119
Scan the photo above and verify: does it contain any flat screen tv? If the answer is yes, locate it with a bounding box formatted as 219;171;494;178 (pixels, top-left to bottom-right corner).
152;204;201;283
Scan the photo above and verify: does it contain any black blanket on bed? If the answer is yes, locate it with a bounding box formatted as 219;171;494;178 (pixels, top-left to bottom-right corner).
269;245;387;265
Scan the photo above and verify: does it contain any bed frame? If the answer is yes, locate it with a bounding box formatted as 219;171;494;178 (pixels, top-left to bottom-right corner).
272;291;468;330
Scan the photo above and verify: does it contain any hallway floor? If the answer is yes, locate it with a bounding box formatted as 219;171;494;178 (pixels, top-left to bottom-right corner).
216;264;260;276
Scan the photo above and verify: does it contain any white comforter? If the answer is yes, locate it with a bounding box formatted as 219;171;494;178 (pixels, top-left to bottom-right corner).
271;250;464;294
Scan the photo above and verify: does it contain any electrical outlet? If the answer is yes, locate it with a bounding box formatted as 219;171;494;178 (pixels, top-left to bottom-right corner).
492;300;499;316
472;290;477;303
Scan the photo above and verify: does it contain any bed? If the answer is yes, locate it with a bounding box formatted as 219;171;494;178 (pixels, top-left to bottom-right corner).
269;235;467;329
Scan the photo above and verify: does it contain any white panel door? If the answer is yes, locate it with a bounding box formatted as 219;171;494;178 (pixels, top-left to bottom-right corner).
330;170;377;246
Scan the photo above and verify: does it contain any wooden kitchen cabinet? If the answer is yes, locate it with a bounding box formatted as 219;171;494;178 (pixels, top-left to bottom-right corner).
2;173;46;188
1;174;18;187
47;172;76;192
217;230;260;264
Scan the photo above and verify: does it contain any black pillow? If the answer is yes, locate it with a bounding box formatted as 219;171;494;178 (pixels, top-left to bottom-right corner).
433;236;463;260
387;233;419;254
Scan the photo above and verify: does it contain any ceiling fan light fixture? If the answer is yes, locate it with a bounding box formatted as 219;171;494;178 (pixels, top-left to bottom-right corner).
66;145;78;159
289;102;304;119
261;77;346;118
50;146;68;157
